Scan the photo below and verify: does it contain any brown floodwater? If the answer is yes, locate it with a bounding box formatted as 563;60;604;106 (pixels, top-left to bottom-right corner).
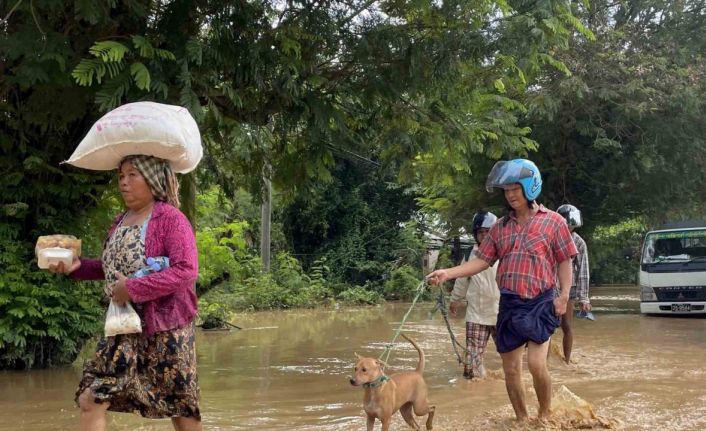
2;285;706;430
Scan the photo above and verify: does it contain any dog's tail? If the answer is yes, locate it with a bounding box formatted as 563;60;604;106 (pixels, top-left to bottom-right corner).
400;333;424;373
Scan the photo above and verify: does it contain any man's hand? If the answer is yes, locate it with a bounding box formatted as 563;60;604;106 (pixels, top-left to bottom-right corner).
110;272;131;305
449;301;461;316
426;269;449;285
580;302;592;312
553;294;569;317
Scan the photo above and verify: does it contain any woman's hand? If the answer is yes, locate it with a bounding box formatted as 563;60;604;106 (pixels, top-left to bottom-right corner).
426;269;450;285
47;257;81;274
110;272;131;305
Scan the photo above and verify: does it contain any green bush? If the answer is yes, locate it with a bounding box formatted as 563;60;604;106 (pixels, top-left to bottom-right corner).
589;219;646;285
198;254;339;313
196;220;254;294
297;259;334;307
337;286;384;305
0;185;118;369
0;242;103;369
383;265;426;301
271;252;310;294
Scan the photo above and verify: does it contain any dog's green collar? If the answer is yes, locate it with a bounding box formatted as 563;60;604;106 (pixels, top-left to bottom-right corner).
363;375;390;388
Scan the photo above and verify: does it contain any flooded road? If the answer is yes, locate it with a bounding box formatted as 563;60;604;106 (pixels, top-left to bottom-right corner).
2;285;706;430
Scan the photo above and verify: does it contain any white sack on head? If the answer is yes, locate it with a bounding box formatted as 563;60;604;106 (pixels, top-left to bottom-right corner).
64;102;203;173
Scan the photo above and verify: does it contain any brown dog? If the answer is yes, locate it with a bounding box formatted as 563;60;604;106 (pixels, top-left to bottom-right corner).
349;333;435;431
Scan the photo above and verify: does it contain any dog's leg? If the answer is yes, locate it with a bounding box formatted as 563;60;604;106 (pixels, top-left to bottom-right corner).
413;397;435;431
424;405;435;430
366;415;376;431
412;396;429;417
380;417;392;431
400;403;420;430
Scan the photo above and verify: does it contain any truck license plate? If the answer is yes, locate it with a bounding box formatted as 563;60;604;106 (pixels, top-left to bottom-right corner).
671;304;691;312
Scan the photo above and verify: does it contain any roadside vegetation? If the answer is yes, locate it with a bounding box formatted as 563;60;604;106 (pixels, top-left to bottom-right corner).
3;0;706;368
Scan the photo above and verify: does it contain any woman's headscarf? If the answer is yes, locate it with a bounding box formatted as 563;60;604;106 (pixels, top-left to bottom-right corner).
119;155;180;208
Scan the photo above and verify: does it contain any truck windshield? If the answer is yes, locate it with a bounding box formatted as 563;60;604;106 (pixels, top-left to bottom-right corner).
642;229;706;264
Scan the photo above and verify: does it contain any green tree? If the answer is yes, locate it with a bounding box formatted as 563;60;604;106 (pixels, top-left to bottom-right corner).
2;0;586;368
280;158;420;288
528;0;706;230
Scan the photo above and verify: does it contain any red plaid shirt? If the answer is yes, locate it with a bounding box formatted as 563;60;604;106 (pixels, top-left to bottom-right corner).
476;205;577;299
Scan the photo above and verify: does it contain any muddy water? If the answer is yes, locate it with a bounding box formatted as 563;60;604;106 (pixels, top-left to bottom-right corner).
2;286;706;430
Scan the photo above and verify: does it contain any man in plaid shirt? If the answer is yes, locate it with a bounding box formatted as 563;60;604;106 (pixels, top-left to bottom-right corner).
556;204;591;364
428;159;577;422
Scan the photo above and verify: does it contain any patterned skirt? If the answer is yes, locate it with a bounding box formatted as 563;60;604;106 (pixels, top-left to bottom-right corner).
76;323;201;419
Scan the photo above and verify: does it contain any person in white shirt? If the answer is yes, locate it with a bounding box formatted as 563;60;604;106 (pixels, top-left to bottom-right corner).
449;211;500;379
555;204;591;363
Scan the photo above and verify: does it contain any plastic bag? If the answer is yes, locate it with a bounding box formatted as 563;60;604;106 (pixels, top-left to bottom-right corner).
102;256;170;336
104;300;142;337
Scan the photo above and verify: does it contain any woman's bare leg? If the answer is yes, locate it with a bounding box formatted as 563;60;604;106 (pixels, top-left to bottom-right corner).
78;388;109;431
172;416;203;431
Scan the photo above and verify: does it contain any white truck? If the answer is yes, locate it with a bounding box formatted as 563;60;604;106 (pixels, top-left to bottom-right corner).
640;221;706;315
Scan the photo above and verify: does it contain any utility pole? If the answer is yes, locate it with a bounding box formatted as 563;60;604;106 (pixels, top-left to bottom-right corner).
260;172;272;272
260;118;275;273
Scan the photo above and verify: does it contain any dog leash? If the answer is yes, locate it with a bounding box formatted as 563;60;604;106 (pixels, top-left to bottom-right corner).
379;281;473;367
433;288;473;366
378;279;428;365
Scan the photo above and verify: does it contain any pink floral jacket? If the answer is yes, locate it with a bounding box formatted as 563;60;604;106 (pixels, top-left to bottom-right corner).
72;201;198;336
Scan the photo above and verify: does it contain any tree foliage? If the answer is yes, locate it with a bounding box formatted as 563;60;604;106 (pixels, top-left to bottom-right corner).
2;0;593;368
280;158;420;286
528;0;706;230
414;0;706;284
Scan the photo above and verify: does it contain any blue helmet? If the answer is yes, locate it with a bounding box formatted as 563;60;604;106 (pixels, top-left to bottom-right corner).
485;159;542;201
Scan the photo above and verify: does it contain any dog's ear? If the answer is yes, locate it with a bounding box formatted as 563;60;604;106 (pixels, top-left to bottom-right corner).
354;352;363;361
376;359;388;370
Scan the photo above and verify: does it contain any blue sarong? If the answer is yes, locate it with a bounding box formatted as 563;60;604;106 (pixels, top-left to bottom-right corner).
496;288;560;353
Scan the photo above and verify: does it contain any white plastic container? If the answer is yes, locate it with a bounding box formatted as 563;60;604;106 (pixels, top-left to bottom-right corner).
37;247;74;269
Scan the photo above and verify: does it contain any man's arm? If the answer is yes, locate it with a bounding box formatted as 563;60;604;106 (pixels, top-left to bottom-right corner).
554;259;573;316
557;259;573;297
551;217;578;316
427;258;490;285
451;258;490;279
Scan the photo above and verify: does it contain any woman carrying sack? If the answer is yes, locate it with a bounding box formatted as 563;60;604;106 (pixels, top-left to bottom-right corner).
49;154;201;430
47;153;202;430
